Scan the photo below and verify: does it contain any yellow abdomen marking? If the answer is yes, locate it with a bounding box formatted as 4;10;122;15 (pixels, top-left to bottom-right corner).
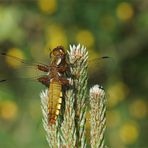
48;81;62;125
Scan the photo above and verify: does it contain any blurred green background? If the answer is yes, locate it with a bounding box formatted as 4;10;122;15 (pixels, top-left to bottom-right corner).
0;0;147;148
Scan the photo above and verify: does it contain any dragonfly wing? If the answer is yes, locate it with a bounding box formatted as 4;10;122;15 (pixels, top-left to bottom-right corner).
0;52;49;84
88;56;113;86
0;52;48;67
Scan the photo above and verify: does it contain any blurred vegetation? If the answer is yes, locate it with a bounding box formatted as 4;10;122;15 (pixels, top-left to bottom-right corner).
0;0;147;148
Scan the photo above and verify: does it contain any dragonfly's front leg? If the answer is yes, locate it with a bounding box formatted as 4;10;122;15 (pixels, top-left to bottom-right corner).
38;76;50;87
57;66;69;73
59;77;73;86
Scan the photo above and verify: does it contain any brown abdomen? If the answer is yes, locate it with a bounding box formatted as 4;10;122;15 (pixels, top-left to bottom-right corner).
48;81;62;125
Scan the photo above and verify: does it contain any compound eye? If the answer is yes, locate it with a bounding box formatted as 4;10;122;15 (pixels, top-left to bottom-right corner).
49;51;54;58
60;47;66;55
52;50;58;56
51;46;65;57
59;50;64;55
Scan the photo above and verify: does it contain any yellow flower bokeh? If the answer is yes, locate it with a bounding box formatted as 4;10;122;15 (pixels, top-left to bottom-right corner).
129;99;147;119
0;100;18;120
38;0;57;14
116;2;134;21
5;48;25;69
75;30;94;48
119;121;139;144
108;82;129;108
45;24;68;54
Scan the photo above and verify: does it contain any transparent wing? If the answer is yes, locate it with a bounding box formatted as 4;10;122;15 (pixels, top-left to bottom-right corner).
88;56;114;86
0;52;49;84
0;52;48;66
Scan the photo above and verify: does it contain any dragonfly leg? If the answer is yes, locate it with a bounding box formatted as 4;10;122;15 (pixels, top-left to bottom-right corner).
57;65;70;73
38;76;50;87
37;65;49;72
59;77;73;86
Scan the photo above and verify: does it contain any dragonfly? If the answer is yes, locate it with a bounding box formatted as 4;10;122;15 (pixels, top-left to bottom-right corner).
0;45;110;125
0;46;73;125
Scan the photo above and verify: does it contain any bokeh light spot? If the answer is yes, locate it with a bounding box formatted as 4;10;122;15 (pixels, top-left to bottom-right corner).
45;24;67;54
38;0;57;14
108;82;129;108
6;48;25;69
116;2;134;21
129;99;147;119
76;30;94;48
0;100;18;120
119;121;139;144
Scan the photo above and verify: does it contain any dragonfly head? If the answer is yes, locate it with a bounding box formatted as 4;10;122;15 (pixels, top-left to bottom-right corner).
50;46;66;59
